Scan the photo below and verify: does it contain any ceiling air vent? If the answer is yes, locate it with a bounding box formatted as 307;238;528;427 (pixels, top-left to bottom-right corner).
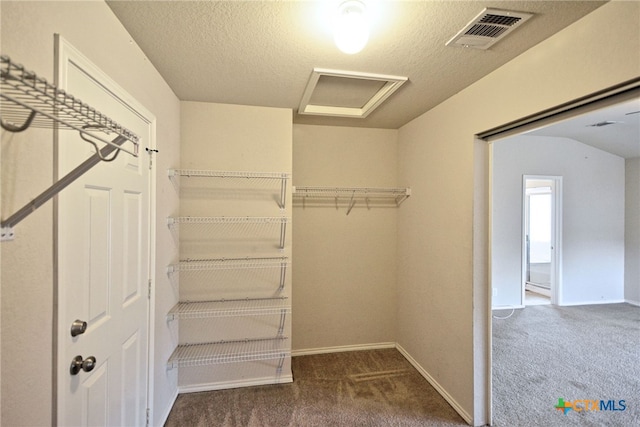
446;8;533;50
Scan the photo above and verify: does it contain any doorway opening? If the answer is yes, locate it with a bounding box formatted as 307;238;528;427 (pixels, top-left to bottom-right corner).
522;176;561;306
476;81;639;426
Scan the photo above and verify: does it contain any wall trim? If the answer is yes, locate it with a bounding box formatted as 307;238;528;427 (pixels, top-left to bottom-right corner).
625;299;640;307
178;375;294;394
395;344;472;425
157;388;179;426
292;342;396;356
560;299;627;307
492;305;524;310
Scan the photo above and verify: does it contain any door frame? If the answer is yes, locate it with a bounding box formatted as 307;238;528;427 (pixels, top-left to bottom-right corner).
521;175;563;306
53;35;157;425
476;80;640;426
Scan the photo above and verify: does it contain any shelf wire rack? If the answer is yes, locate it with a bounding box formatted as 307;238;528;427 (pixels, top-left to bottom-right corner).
293;186;411;214
168;256;289;273
0;55;139;156
168;169;290;208
167;216;290;225
0;55;140;239
167;297;290;321
169;169;289;180
168;337;290;369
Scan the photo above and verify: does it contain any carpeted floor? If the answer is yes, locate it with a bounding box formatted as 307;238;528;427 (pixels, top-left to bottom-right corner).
165;348;467;426
492;303;640;427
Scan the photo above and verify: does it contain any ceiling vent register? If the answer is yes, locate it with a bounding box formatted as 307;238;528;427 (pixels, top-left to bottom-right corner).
446;8;533;50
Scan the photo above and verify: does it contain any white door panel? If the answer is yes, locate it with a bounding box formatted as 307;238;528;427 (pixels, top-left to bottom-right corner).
56;37;153;427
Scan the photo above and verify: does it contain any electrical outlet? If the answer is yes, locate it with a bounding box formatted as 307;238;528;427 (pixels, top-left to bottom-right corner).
492;288;498;297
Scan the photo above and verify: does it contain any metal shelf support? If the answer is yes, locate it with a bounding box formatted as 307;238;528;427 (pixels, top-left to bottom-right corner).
1;135;128;240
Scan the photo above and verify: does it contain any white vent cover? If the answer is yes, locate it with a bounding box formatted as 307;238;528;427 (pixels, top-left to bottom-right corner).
446;8;533;50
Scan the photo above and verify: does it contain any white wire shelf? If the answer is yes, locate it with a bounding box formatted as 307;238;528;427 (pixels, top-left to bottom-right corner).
294;186;410;199
168;216;290;249
0;55;140;239
0;55;139;156
167;297;290;321
167;216;290;225
168;169;290;208
167;337;290;369
293;186;411;214
168;257;289;274
169;169;289;180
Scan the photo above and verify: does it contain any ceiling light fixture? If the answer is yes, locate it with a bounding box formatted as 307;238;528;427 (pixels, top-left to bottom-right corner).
334;0;369;54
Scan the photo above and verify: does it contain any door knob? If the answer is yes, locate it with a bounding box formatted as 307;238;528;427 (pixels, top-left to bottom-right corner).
70;319;87;337
70;355;96;375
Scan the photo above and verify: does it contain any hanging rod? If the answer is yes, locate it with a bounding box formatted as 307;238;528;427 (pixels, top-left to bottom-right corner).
293;186;411;214
0;55;139;157
293;186;410;197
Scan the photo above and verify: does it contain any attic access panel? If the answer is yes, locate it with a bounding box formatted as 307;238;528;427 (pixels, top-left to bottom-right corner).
298;68;408;118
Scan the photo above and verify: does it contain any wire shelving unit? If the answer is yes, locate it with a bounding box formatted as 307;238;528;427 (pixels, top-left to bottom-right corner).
167;337;290;369
0;55;139;239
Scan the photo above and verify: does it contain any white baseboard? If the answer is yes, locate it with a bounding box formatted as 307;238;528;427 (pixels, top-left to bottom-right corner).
395;343;472;425
178;375;293;394
292;342;396;357
625;299;640;307
157;388;178;427
560;299;626;306
492;305;524;310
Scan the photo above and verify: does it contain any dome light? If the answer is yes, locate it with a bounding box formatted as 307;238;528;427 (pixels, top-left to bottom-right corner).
333;1;369;54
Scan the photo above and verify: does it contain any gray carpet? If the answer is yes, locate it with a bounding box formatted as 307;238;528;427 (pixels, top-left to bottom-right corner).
165;348;467;426
492;303;640;427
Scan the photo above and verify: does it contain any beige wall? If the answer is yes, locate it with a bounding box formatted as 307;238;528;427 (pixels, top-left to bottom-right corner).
397;1;639;424
626;157;640;304
492;136;625;306
179;101;293;389
0;1;181;425
292;124;398;352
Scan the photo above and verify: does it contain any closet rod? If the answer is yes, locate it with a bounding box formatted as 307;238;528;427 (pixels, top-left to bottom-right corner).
292;186;411;212
1;135;127;240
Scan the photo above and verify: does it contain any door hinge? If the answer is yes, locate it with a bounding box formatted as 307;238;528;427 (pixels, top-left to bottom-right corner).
146;408;150;426
148;279;152;299
146;147;158;170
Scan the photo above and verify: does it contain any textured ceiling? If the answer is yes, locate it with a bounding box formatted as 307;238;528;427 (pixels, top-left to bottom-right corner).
107;0;606;129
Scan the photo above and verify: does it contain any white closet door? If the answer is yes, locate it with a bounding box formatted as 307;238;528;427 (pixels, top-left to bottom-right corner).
56;37;154;427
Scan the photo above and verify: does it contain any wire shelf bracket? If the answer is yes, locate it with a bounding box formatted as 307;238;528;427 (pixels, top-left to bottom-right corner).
0;55;140;240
